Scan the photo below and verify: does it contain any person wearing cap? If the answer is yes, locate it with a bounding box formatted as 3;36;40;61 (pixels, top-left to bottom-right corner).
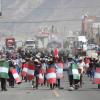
66;54;74;90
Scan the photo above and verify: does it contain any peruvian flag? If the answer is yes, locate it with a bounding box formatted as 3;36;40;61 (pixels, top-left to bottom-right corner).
94;68;100;84
11;68;21;84
22;63;28;77
46;67;56;84
27;65;35;80
38;70;44;84
56;62;64;79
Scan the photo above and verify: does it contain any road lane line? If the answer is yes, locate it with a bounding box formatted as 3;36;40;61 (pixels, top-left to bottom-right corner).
53;90;60;97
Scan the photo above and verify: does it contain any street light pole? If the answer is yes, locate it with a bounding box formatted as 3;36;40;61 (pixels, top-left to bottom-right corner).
0;0;2;16
98;26;100;46
97;25;100;46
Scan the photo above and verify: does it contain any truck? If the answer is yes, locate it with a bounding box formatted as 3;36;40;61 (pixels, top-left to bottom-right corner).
23;39;37;50
5;37;16;50
16;40;23;48
73;36;88;56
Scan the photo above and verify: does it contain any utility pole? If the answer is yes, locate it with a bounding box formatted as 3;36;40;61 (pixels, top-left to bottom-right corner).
0;0;2;16
98;25;100;46
51;25;54;34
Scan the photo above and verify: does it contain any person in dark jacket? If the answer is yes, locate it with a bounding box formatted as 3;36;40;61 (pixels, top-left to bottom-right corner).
8;60;15;88
34;59;42;89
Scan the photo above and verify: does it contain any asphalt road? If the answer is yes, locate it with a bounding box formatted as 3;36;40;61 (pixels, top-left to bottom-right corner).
0;72;100;100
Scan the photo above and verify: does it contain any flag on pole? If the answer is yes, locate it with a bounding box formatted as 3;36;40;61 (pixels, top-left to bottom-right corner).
11;68;21;84
94;68;100;84
56;62;64;79
22;63;28;77
27;65;35;80
72;63;80;80
38;71;44;84
46;67;56;84
0;60;9;79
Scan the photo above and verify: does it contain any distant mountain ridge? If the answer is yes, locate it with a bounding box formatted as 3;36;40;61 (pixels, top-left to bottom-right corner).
0;0;100;38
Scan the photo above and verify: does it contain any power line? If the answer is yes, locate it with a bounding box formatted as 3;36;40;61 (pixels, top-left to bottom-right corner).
0;18;81;23
3;6;100;10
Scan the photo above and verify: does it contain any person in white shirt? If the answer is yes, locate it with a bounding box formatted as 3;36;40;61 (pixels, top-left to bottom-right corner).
77;57;85;87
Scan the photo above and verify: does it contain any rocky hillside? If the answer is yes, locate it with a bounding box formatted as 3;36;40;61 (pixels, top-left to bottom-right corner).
0;0;100;39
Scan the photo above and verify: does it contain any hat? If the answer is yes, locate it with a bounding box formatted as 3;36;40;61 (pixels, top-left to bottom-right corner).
34;59;39;62
68;54;73;58
79;57;83;60
36;55;40;58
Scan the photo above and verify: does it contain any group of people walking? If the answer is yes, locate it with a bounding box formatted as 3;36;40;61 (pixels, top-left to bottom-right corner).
0;48;100;91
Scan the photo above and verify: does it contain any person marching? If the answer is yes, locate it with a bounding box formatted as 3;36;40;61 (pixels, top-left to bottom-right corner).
22;58;30;82
26;58;35;83
21;58;26;80
94;58;100;88
46;57;56;90
41;58;47;86
0;56;9;91
55;57;64;89
66;55;74;90
77;57;85;87
12;56;21;74
34;58;42;89
66;54;80;91
8;60;15;88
